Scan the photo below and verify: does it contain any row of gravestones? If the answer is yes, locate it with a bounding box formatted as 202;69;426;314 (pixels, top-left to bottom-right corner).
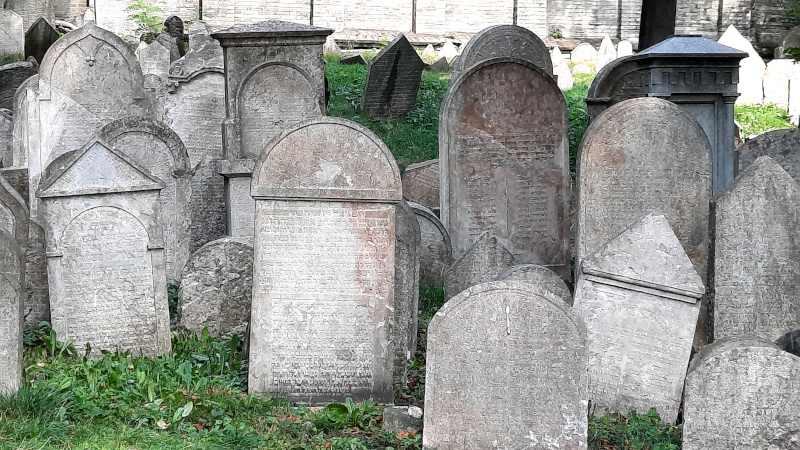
0;10;59;64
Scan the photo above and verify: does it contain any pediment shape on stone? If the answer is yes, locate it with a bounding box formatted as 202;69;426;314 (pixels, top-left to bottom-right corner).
370;34;425;69
0;176;29;247
582;213;705;297
721;154;800;202
38;138;165;198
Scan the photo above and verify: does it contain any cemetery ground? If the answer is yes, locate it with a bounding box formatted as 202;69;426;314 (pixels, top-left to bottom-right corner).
0;55;791;450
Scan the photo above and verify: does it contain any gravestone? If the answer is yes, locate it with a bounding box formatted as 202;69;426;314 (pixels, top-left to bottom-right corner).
422;44;436;59
737;127;800;181
452;25;553;79
97;117;191;282
617;40;633;57
444;231;515;300
166;21;226;252
438;40;458;59
163;15;187;58
551;46;574;91
4;0;53;31
0;110;11;167
441;58;570;278
401;159;438;209
426;57;449;72
340;53;367;65
138;40;170;79
249;117;401;403
638;0;677;50
0;215;24;394
154;34;181;63
0;174;27;249
682;335;800;449
11;74;36;169
763;59;794;109
423;281;588;449
408;202;451;285
393;201;420;383
0;10;24;56
714;156;800;342
495;264;572;305
574;213;704;423
570;43;597;62
178;237;253;338
362;34;425;118
0;61;36;111
596;34;617;72
323;35;341;54
718;25;765;105
24;17;59;64
37;138;171;358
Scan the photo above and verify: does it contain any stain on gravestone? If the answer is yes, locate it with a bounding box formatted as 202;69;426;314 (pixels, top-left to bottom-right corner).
0;223;23;394
0;61;37;111
737;127;800;181
441;58;570;278
362;34;425;118
574;213;704;423
452;25;553;79
0;10;24;57
394;201;420;384
38;138;171;358
714;156;800;342
409;202;451;285
178;237;253;338
444;231;515;300
249;117;401;403
24;17;59;65
402;159;439;210
424;281;588;449
495;264;572;305
682;335;800;449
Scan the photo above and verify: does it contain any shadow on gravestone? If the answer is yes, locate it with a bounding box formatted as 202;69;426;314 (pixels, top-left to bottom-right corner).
452;24;553;79
776;330;800;357
24;17;59;65
0;110;11;168
0;60;37;111
362;33;425;118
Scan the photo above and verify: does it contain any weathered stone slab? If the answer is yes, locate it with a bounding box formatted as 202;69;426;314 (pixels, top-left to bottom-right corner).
574;213;704;423
155;33;181;63
424;281;588;449
138;40;170;79
24;17;59;64
409;202;451;285
0;10;24;56
37;138;171;358
0;110;11;167
737;127;800;181
438;40;458;60
249;117;401;403
178;237;253;338
5;0;54;31
570;42;597;62
596;34;617;72
495;264;572;305
421;44;436;59
340;53;367;65
323;35;341;55
763;59;794;109
0;191;24;393
551;46;574;91
683;335;800;449
362;34;425;118
452;25;553;78
163;15;187;58
444;231;515;300
0;61;36;111
441;58;570;277
718;25;765;105
426;57;449;72
393;201;420;383
714;156;800;342
638;0;677;50
401;159;438;209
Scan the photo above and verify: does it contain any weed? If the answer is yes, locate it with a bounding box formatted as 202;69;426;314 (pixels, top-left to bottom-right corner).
324;398;381;429
127;0;164;36
0;54;25;65
735;103;794;138
589;407;682;449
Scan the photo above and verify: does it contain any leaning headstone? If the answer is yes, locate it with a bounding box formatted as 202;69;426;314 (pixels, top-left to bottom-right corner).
714;156;800;342
438;39;458;60
570;42;598;62
596;34;617;72
393;201;420;384
24;17;59;64
409;202;451;285
718;25;765;105
401;159;438;209
574;213;704;423
155;33;181;63
138;40;171;79
444;231;515;299
339;53;367;65
362;34;425;118
0;10;24;56
737;127;800;181
421;44;436;59
38;138;171;358
178;237;253;338
249;117;401;403
551;46;574;90
0;60;37;111
495;264;572;305
452;25;553;78
424;281;588;449
426;57;449;72
682;335;800;449
763;59;794;109
0;178;24;393
441;58;570;277
0;110;11;167
323;35;341;54
617;40;634;57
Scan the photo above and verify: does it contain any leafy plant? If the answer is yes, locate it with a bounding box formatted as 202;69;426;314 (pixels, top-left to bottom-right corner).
127;0;164;36
550;26;564;39
589;407;682;449
735;103;793;138
324;398;381;429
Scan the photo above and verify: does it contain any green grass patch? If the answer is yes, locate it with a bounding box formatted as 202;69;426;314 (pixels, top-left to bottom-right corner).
734;103;794;138
0;54;26;65
564;72;595;176
589;408;682;450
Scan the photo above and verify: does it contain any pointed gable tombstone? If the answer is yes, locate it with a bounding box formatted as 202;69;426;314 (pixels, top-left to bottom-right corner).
714;156;800;342
718;25;765;105
737;127;800;182
362;33;425;118
24;17;59;65
574;214;704;423
249;117;401;403
37;139;171;358
596;34;617;72
452;25;553;79
444;231;515;300
424;281;589;449
0;177;27;394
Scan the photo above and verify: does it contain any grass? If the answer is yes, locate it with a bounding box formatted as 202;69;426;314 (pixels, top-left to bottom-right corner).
0;54;25;65
734;103;794;138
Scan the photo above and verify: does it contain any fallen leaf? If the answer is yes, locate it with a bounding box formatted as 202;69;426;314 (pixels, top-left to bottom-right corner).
194;423;203;430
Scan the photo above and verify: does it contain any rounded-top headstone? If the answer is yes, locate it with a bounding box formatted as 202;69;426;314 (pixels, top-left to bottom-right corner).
495;264;572;305
453;25;553;77
408;201;451;285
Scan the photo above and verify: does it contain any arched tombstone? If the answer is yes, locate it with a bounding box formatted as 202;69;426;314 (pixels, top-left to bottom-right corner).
408;201;451;285
249;117;402;403
423;281;588;449
0;10;24;57
440;57;570;279
4;0;55;31
451;25;553;79
495;264;572;305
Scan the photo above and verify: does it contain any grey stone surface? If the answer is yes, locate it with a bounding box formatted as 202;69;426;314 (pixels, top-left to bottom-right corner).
24;220;47;324
393;201;420;384
362;34;425;118
714;156;800;343
178;237;253;338
0;9;24;56
4;0;54;31
551;46;574;91
323;35;341;54
737;125;800;182
0;175;28;249
138;41;171;79
682;335;800;449
574;213;704;423
421;44;436;59
495;264;572;305
163;15;187;58
426;57;449;72
402;159;438;209
438;40;458;59
0;110;11;168
339;53;367;65
249;117;401;403
423;281;588;449
155;33;181;63
24;17;59;64
0;61;36;111
444;231;515;300
638;0;676;50
383;406;423;433
441;58;570;277
718;25;765;105
0;223;23;394
11;74;37;168
452;25;553;78
763;59;794;109
409;202;451;285
596;34;616;72
169;21;224;79
570;43;597;62
37;138;171;358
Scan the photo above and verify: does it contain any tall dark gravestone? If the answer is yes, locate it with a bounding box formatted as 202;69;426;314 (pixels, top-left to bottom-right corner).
24;17;59;65
638;0;677;50
362;34;425;118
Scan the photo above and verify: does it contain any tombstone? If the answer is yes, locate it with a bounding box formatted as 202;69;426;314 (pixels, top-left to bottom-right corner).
449;55;459;70
438;39;458;59
4;0;53;31
211;21;332;239
0;10;24;56
393;201;420;384
11;74;37;169
718;25;766;105
495;264;572;305
423;281;588;449
178;237;253;338
617;40;634;57
444;231;515;300
714;156;800;343
596;34;617;72
401;159;438;209
339;53;367;65
441;58;570;278
0;177;25;394
777;330;800;357
82;7;95;24
362;34;425;118
248;117;401;403
574;214;704;423
570;43;597;62
452;25;553;79
163;15;187;58
154;33;181;63
426;57;449;72
409;202;451;285
763;59;795;109
638;0;677;50
137;40;170;79
682;335;800;449
737;127;800;181
0;110;11;167
0;61;37;111
551;46;574;91
323;35;341;55
24;17;59;65
166;21;226;253
37;138;171;358
421;44;436;58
